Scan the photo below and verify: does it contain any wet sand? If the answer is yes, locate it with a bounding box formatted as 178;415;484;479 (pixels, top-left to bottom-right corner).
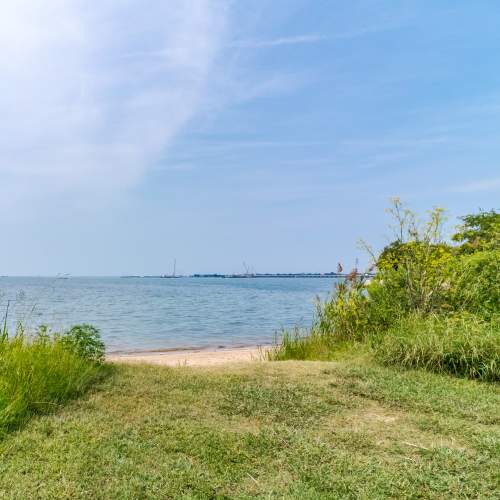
107;345;269;367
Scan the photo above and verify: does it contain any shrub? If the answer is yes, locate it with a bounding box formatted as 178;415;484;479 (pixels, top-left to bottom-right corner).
375;314;500;381
374;201;457;314
59;324;106;363
315;278;372;341
449;250;500;319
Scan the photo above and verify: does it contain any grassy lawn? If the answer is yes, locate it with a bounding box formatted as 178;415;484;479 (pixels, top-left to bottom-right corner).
0;357;498;499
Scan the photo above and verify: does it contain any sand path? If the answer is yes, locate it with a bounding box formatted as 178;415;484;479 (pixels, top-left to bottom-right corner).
107;346;268;367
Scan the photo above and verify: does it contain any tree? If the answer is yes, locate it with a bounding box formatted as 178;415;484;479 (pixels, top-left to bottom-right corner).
452;209;500;253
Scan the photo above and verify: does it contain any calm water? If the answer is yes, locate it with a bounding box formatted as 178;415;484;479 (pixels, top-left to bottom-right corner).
0;277;336;352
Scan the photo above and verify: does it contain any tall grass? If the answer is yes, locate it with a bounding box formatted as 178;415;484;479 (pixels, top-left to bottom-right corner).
0;329;107;436
375;314;500;381
268;277;373;361
267;328;336;361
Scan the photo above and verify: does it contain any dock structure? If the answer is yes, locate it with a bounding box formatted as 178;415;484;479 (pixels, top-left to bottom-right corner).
122;272;376;279
191;272;375;279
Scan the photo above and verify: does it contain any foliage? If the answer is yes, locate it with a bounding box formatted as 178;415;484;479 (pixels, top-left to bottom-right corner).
269;275;374;361
0;325;107;436
272;200;500;381
452;209;500;254
375;313;500;381
315;277;372;340
449;249;500;319
59;324;106;363
375;200;457;313
315;199;459;340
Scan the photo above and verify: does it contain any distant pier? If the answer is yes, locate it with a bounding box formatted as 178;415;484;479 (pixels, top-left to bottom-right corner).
122;272;375;279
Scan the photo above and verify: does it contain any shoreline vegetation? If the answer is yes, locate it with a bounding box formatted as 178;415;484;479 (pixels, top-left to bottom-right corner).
0;200;498;498
0;324;108;437
269;200;499;382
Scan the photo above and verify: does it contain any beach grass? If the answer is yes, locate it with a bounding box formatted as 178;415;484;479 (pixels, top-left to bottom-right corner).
0;355;498;498
0;331;108;436
375;313;500;381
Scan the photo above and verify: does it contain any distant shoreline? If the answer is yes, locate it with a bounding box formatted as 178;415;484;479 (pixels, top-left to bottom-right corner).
121;273;374;279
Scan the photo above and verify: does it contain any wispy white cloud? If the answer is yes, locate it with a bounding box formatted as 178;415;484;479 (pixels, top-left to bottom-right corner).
127;33;328;52
448;178;500;193
0;0;229;207
229;20;410;50
230;34;327;48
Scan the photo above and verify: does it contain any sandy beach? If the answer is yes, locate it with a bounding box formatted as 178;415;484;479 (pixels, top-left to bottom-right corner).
107;345;269;367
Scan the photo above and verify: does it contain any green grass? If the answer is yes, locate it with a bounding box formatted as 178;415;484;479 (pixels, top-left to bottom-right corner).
266;328;337;361
267;328;371;363
0;356;498;498
0;334;108;436
269;312;500;383
375;314;500;381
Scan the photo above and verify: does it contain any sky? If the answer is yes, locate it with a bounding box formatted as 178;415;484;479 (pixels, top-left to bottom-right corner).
1;0;499;276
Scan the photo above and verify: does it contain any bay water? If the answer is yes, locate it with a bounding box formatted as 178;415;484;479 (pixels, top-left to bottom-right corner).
0;277;336;353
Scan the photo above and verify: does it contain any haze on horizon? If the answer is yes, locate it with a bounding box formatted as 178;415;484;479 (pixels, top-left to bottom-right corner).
1;1;499;276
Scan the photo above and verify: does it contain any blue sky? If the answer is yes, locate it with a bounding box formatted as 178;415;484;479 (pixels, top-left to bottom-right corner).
1;0;499;275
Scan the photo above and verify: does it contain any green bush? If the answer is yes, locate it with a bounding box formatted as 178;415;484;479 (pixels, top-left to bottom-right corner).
59;324;106;362
272;201;499;382
375;314;500;381
450;250;500;319
315;279;372;341
376;241;457;313
0;326;107;436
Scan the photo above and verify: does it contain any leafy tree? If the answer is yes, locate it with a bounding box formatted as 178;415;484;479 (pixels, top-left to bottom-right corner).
452;209;500;253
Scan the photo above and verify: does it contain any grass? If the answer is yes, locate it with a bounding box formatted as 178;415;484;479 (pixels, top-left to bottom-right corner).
0;355;498;498
267;327;371;362
266;327;337;361
375;314;500;381
268;296;500;383
0;333;107;436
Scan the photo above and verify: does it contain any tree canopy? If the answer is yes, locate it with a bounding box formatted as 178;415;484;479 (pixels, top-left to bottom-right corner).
452;209;500;253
